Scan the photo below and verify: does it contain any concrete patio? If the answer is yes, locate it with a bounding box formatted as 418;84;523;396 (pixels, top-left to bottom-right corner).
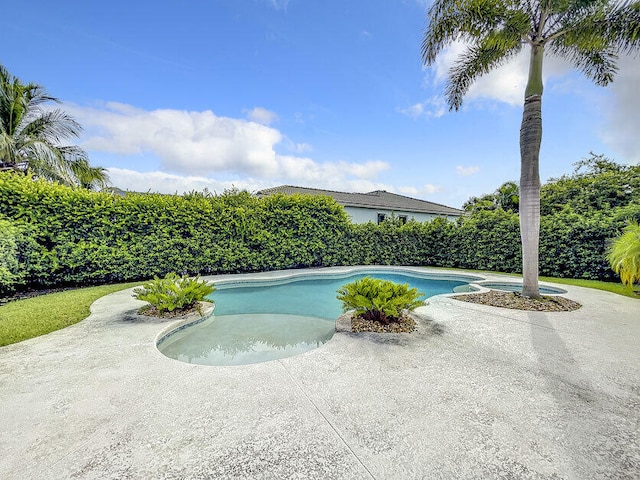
0;268;638;479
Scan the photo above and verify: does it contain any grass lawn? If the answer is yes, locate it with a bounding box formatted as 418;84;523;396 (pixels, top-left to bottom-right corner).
433;266;639;299
0;282;140;348
538;276;639;298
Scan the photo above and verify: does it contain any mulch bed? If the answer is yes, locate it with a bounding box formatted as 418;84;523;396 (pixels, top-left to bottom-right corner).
138;305;200;319
452;290;582;311
350;313;417;333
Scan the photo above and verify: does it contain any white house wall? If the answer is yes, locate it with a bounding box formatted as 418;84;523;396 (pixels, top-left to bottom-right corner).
343;206;456;224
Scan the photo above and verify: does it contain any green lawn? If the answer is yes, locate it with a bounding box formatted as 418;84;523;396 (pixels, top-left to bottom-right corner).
538;276;638;298
0;273;636;349
435;266;638;299
0;282;140;347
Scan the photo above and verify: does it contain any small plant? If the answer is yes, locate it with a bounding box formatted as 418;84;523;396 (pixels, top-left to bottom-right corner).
607;221;640;290
133;272;215;316
336;276;423;325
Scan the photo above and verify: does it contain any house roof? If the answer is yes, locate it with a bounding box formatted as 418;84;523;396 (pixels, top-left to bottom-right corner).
257;185;463;216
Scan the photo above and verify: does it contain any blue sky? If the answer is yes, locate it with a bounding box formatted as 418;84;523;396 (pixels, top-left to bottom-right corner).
4;0;639;208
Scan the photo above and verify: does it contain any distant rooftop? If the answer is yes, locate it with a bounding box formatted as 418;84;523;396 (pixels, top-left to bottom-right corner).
257;185;463;216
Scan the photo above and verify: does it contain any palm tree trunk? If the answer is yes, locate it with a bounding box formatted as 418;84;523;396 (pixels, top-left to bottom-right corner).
519;45;544;298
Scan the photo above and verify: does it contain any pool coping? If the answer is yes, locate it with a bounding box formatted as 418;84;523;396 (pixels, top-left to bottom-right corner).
1;266;638;479
154;266;578;358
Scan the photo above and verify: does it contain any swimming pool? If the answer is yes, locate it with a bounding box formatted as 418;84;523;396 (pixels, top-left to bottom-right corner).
157;268;481;366
477;281;567;294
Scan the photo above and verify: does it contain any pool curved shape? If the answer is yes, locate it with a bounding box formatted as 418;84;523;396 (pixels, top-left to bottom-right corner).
157;267;483;366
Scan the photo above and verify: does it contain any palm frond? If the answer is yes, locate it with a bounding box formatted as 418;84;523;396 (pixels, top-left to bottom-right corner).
423;0;530;109
550;40;619;84
69;158;110;190
604;0;640;55
546;1;639;85
23;142;77;185
446;38;523;109
18;109;84;144
422;0;520;64
607;221;640;287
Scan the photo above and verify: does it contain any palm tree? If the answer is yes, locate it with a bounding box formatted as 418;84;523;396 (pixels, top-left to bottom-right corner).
0;65;109;189
607;221;640;290
422;0;640;297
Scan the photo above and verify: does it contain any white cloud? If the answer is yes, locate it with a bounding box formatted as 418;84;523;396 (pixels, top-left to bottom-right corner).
106;167;401;197
422;184;444;194
293;142;312;153
245;107;279;125
398;185;419;196
65;102;401;195
282;137;313;154
107;168;263;195
266;0;289;10
399;96;446;118
599;54;640;164
456;165;480;176
71;102;282;177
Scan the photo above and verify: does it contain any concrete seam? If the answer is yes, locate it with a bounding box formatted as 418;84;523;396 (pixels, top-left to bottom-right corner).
277;360;376;480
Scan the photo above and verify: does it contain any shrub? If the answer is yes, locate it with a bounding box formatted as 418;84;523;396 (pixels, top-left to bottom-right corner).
607;221;640;289
132;272;216;315
0;217;20;295
2;171;638;288
336;276;423;325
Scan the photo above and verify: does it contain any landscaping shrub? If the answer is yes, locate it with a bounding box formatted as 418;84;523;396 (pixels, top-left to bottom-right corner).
336;276;423;324
133;272;215;314
606;220;640;288
539;204;640;280
0;217;20;295
456;209;521;272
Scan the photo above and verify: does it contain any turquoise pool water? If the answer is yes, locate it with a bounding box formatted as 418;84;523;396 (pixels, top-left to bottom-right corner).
478;282;567;294
157;271;470;366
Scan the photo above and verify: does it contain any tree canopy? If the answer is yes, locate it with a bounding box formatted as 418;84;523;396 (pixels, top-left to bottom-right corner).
0;65;108;189
541;153;640;214
422;0;640;297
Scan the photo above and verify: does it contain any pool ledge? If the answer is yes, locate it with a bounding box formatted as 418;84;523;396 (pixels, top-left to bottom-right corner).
155;301;215;347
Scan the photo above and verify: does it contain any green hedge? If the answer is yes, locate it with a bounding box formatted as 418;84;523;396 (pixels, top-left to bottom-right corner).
0;217;20;295
1;172;637;293
0;174;350;290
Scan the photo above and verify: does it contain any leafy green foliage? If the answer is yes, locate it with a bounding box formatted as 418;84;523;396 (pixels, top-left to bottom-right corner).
1;158;638;290
0;174;351;288
0;65;108;189
607;221;640;288
337;276;423;325
133;272;215;314
541;154;640;215
463;181;519;213
0;217;20;294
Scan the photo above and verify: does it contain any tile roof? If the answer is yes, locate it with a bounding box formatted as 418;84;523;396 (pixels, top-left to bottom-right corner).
257;185;463;216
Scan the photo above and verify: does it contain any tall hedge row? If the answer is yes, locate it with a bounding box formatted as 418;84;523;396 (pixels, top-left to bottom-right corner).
0;174;349;290
1;173;636;293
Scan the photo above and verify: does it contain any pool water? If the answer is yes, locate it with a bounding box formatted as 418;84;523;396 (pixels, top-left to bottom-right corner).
157;271;468;366
478;282;567;294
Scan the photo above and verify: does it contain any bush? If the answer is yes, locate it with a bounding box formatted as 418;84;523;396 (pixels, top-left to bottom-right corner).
132;272;216;315
0;217;20;295
0;174;351;288
2;170;638;289
336;276;423;325
607;221;640;288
